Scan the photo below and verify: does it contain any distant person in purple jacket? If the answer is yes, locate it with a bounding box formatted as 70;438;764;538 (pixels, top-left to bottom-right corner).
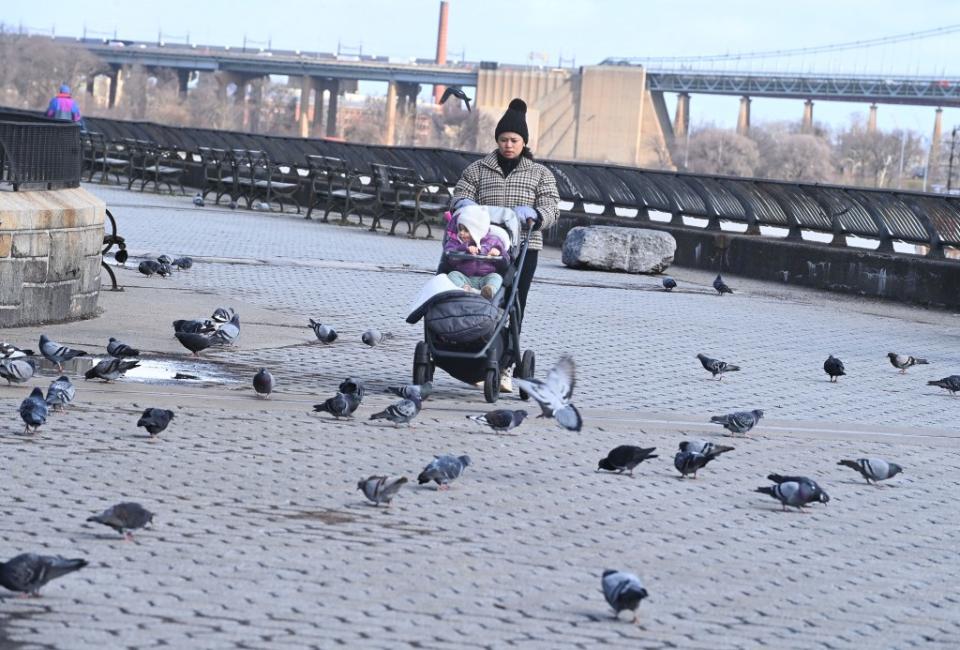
444;205;509;301
45;84;82;124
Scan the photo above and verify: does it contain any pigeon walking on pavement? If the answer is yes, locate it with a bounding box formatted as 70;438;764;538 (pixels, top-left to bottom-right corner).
19;388;48;435
358;476;409;506
211;313;240;346
887;352;928;374
173;319;216;334
766;474;829;504
0;343;34;360
673;450;715;479
0;553;88;597
838;458;903;485
823;355;845;382
157;255;173;266
211;307;236;323
713;274;733;296
369;396;421;426
417;454;471;489
308;319;338;343
679;440;735;458
361;329;394;347
192;192;204;207
696;353;740;380
755;480;825;512
171;257;193;270
107;337;140;358
387;382;432;401
174;332;214;357
84;357;140;382
466;409;528;434
39;334;88;372
661;276;677;291
87;502;155;540
44;376;76;412
253;368;274;398
597;446;658;476
710;409;764;436
0;358;37;385
313;391;363;419
513;355;582;432
601;570;648;623
137;408;174;437
928;375;960;395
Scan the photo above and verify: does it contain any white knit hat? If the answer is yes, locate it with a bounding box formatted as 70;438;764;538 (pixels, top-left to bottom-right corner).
455;205;490;248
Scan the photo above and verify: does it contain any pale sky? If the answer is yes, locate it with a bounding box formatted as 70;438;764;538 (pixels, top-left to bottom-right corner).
6;0;960;137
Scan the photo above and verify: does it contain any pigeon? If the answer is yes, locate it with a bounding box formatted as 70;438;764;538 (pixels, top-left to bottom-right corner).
755;480;824;512
417;454;471;489
156;262;173;278
173;319;216;334
369;396;421;426
597;445;658;476
661;276;677;291
157;254;173;266
0;358;37;385
928;375;960;395
228;200;238;210
44;376;76;412
107;337;139;358
171;257;193;270
138;260;161;277
84;357;140;382
87;502;155;540
696;353;740;380
674;450;714;478
253;368;274;398
114;248;129;266
713;274;733;296
308;319;338;343
838;458;903;485
0;553;88;597
361;329;394;347
313;392;362;419
887;352;928;374
766;474;829;505
679;440;734;458
252;201;271;211
466;409;528;433
212;313;241;345
19;388;48;435
710;409;764;436
192;192;204;207
174;332;214;356
358;475;409;506
338;378;365;397
0;342;34;359
211;307;236;323
137;408;174;437
513;355;582;432
823;355;845;382
601;570;648;623
39;334;88;372
439;86;472;112
387;381;432;401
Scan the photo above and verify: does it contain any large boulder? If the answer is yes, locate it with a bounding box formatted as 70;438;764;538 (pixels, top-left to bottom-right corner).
562;226;676;274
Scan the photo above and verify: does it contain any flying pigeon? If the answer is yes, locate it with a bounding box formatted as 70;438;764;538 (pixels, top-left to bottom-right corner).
466;409;528;433
513;355;582;432
157;254;173;266
928;375;960;395
755;480;824;512
0;343;34;359
0;553;88;597
211;313;240;346
838;458;903;485
39;334;88;372
361;329;394;347
137;408;174;437
114;249;129;266
597;445;658;476
696;353;740;380
358;475;409;507
679;440;735;459
19;387;48;435
253;368;274;398
192;192;204;207
417;454;471;489
171;257;193;270
211;307;236;323
174;332;214;356
673;450;715;478
601;570;648;623
823;355;845;382
84;357;140;382
710;409;764;436
138;260;161;277
387;381;432;401
87;502;155;540
766;474;829;504
887;352;928;373
369;396;421;426
713;274;733;296
439;86;472;112
173;319;216;334
308;319;338;343
107;337;139;358
44;376;76;412
0;358;37;385
313;391;363;419
661;276;677;291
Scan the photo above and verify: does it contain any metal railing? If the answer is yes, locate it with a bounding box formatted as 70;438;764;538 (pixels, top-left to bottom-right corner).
0;110;82;190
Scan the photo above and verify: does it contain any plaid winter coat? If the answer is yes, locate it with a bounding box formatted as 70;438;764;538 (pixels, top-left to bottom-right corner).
451;152;559;250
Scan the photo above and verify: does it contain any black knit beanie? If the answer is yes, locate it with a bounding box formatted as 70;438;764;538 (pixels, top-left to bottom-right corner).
495;98;529;143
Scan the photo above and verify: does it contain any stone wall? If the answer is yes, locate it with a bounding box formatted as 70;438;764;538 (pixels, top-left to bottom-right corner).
0;188;105;326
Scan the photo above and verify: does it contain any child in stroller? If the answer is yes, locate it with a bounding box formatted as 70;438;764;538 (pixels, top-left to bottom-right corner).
443;206;511;301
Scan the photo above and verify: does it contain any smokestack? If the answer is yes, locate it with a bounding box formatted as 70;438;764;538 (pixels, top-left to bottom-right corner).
433;0;450;104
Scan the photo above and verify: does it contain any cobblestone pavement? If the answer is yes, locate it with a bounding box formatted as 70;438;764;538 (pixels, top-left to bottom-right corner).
0;185;956;649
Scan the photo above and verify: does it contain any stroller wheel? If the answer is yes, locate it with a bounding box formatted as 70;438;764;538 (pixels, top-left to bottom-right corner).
413;342;431;385
483;368;500;403
517;350;535;401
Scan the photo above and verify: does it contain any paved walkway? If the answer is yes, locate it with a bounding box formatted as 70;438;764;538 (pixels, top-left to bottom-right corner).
0;186;957;649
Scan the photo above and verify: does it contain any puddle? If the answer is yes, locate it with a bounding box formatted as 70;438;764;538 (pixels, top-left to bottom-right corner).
33;356;238;385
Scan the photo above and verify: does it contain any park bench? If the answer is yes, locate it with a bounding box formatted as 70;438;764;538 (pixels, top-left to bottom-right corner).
369;162;449;239
83;132;129;185
305;154;376;225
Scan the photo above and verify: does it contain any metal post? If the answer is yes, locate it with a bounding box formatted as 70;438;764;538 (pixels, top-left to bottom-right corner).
948;127;958;193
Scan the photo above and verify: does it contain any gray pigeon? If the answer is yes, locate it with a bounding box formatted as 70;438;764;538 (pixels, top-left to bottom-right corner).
138;260;161;277
157;255;173;266
173;319;216;334
87;502;155;540
838;458;903;485
369;396;421;426
662;276;677;291
84;357;140;382
308;319;338;343
211;307;236;323
601;570;648;623
513;355;582;432
338;378;365;397
192;192;204;207
417;454;471;489
766;474;829;505
678;440;735;458
673;450;714;478
44;376;76;412
387;381;432;401
928;375;960;395
171;257;193;270
19;387;48;435
713;274;733;295
824;355;845;382
107;337;139;358
358;475;409;506
211;313;240;346
0;342;34;359
0;358;37;385
0;553;88;597
137;408;174;437
157;263;173;278
466;409;528;433
439;86;472;111
755;480;824;512
174;332;214;356
39;334;88;372
710;409;764;435
597;445;658;476
887;352;928;373
253;368;274;398
361;329;394;347
696;353;740;380
313;391;362;419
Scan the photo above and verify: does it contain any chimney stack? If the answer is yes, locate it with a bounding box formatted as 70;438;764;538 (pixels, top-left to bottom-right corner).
433;1;450;104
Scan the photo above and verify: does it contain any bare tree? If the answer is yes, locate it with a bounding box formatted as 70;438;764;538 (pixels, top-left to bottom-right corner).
0;33;103;110
686;128;760;177
750;124;836;182
836;116;923;188
343;97;386;144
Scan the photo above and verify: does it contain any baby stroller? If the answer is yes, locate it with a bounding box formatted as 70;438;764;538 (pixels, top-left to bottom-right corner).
406;206;535;403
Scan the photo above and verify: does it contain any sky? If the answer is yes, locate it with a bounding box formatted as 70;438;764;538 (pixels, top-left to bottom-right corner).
6;0;960;137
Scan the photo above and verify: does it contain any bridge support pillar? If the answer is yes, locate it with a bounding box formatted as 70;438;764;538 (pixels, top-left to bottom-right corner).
385;80;398;145
176;70;191;98
930;107;943;184
736;96;750;136
326;81;340;137
249;78;263;133
673;92;689;139
397;82;420;145
868;104;878;133
107;65;123;108
802;100;814;133
298;75;319;138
